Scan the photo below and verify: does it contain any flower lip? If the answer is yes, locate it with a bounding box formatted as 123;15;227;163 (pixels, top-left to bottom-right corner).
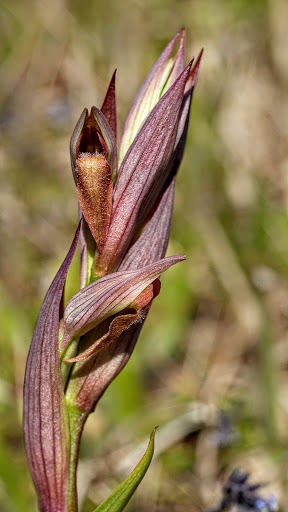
78;110;105;155
71;106;118;185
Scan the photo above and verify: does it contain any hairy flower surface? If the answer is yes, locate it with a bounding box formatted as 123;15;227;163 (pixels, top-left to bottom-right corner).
23;29;202;512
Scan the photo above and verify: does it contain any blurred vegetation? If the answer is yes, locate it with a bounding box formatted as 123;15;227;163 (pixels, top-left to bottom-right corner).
1;0;288;511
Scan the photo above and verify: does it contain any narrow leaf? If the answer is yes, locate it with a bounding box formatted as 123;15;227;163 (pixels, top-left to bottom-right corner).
23;225;80;512
93;429;157;512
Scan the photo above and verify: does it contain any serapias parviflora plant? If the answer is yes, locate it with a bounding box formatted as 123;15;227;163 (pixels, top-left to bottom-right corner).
23;29;202;512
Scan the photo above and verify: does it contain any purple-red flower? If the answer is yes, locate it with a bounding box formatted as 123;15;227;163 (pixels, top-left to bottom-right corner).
23;29;202;512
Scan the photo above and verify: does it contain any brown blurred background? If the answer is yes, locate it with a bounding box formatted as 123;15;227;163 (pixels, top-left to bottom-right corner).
0;0;288;511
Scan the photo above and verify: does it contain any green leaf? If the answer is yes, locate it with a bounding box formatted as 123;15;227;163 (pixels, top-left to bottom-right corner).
93;428;157;512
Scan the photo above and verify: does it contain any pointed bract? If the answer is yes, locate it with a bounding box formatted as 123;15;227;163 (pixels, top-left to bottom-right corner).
119;29;185;164
118;51;203;272
175;49;203;150
119;176;176;271
101;70;117;143
161;28;186;95
23;225;79;512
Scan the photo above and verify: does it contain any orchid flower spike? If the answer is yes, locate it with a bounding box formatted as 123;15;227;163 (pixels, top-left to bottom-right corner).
23;29;202;512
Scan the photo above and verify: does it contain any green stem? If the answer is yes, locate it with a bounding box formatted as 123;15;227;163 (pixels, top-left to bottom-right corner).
67;405;88;512
60;337;80;386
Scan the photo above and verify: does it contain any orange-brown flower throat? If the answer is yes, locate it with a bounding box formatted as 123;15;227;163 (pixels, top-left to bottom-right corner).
76;152;113;254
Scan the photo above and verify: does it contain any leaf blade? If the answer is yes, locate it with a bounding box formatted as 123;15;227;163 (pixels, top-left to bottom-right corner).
23;225;80;512
94;429;157;512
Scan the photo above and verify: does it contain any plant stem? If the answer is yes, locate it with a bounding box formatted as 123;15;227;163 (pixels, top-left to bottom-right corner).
67;405;88;512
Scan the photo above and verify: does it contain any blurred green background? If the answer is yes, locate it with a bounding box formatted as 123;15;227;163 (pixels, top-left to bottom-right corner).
0;0;288;510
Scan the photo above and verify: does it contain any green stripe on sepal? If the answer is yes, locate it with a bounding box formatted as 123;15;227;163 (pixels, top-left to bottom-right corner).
93;428;157;512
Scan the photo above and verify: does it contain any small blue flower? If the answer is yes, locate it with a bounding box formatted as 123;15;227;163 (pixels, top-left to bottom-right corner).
254;498;267;510
208;469;278;512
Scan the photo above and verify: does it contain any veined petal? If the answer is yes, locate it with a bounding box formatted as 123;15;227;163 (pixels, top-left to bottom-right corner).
23;225;79;512
62;254;185;347
101;70;117;143
174;49;203;150
64;281;160;363
94;63;191;277
119;176;176;271
119;29;185;164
